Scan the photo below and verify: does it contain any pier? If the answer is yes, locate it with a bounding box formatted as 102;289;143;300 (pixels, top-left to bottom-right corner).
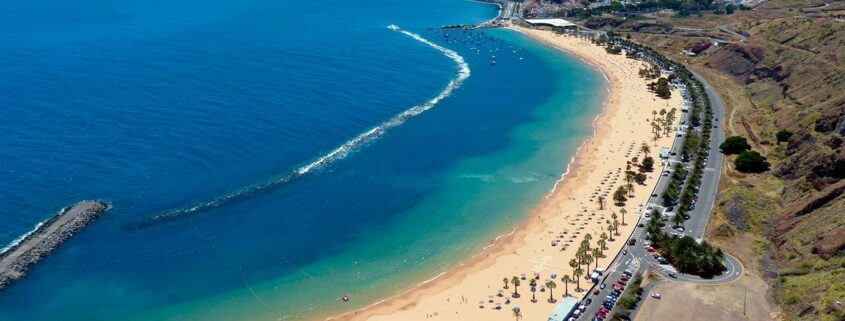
0;201;109;290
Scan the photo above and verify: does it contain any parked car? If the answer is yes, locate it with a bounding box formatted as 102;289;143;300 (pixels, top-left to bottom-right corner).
668;272;677;278
652;293;661;299
646;246;656;252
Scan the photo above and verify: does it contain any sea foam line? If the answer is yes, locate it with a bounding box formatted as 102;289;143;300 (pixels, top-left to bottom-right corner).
125;25;470;230
0;220;48;255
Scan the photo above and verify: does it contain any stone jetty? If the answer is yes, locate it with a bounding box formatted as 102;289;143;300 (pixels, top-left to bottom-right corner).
0;201;109;290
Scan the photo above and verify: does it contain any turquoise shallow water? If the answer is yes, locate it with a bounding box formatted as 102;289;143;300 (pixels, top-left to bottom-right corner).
0;0;604;320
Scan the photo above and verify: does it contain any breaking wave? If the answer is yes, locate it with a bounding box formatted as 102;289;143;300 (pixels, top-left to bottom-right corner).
125;25;470;230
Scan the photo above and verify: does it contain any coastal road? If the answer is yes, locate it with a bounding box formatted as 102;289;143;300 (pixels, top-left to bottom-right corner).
643;69;726;243
574;70;732;320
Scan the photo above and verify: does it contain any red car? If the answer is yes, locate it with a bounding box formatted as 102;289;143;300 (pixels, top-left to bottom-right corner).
620;275;630;281
646;246;656;252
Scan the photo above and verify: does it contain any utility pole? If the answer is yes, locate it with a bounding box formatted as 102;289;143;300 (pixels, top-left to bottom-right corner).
743;290;747;317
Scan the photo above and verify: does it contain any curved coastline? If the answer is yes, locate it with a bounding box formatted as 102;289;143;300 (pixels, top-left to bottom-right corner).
323;25;681;321
322;29;616;321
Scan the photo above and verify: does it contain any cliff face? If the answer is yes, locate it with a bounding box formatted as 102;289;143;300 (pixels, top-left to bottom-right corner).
701;4;845;320
607;1;845;319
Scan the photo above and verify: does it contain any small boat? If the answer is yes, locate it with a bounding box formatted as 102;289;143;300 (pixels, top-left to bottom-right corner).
491;60;496;66
342;294;350;302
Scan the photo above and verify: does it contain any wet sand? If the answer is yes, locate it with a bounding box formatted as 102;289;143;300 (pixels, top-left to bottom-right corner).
326;26;682;321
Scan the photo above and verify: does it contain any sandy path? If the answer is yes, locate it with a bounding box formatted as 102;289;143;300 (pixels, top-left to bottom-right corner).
326;26;682;321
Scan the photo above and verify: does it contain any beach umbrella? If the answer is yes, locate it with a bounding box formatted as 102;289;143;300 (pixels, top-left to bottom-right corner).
551;272;558;278
512;306;521;312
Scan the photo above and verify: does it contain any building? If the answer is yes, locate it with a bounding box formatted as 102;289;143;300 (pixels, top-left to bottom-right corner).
525;18;578;30
548;296;580;321
659;147;671;159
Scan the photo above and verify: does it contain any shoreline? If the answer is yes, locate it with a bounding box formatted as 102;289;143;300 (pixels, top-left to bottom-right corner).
324;26;682;321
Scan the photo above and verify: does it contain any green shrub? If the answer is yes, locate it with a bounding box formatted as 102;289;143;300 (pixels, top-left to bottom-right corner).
619;293;638;309
776;129;793;143
735;150;770;173
720;136;751;154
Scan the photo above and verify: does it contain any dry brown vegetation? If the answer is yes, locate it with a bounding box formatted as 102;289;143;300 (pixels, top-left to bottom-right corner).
576;1;845;320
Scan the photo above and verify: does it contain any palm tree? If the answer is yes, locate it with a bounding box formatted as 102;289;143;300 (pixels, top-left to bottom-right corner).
582;254;593;275
584;234;593;250
546;280;557;303
607;223;615;241
511;276;520;298
503;277;509;289
597;195;605;210
573;267;584;291
529;278;537;302
671;212;685;228
641;142;650;156
592;248;602;270
597;239;606;256
613;219;621;236
652;110;657;121
561;274;572;297
613;187;627;206
569;258;578;276
620;208;627;226
513;310;522;321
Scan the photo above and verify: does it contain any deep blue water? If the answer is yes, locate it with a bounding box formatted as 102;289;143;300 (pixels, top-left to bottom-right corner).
0;0;604;320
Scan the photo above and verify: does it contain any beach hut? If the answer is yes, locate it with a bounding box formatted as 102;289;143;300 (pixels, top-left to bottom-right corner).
547;297;579;321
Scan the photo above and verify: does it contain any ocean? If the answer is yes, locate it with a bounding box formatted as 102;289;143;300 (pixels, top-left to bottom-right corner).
0;0;604;320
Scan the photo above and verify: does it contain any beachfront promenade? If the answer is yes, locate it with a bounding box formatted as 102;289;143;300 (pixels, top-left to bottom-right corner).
0;201;109;290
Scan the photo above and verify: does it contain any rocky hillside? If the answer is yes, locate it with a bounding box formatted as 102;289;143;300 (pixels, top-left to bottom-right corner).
581;1;845;319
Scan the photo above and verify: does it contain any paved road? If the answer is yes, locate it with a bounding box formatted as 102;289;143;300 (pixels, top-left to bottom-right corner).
574;70;735;321
719;25;748;42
